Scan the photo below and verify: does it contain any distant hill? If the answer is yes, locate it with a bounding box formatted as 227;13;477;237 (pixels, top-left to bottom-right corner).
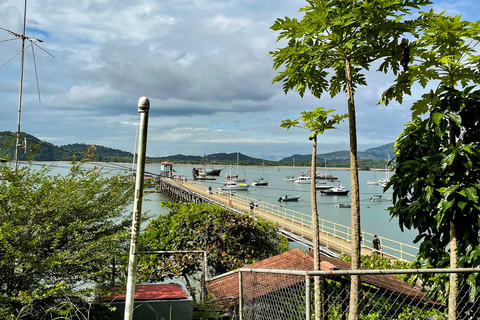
281;143;394;162
0;131;393;168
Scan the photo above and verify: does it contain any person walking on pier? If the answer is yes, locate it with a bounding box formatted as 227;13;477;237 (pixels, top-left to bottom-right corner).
371;235;381;254
250;201;254;214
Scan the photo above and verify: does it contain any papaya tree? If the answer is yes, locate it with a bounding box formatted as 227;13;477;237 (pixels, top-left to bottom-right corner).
270;1;430;317
281;107;346;319
381;11;480;317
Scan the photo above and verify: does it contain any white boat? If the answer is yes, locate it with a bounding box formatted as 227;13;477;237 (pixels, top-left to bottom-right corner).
369;194;392;202
221;180;250;191
335;203;351;208
315;184;333;190
320;185;349;195
284;157;297;181
294;176;311;184
252;178;268;186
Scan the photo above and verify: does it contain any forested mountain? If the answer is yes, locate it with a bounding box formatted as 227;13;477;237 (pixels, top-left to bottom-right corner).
0;131;393;169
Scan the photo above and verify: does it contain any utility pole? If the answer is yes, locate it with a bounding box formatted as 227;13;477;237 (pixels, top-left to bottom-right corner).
124;97;150;320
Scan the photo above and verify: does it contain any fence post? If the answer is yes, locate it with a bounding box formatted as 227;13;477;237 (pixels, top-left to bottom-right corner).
305;273;311;320
239;270;243;320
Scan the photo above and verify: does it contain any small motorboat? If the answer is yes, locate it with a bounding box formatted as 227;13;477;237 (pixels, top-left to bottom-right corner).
278;194;300;202
335;203;351;208
369;194;392;202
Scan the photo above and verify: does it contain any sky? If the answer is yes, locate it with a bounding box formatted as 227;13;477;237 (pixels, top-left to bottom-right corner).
0;0;477;160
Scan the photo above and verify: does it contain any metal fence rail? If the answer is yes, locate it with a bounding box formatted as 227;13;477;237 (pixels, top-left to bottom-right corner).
237;268;480;320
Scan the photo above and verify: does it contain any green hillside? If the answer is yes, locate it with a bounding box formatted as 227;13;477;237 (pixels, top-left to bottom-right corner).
0;131;393;169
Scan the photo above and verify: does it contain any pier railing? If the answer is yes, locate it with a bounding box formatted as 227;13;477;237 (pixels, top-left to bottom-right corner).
167;178;418;261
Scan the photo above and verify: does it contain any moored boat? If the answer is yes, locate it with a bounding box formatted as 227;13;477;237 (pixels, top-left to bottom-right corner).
221;180;249;191
252;178;268;186
278;194;300;202
369;194;392;202
192;168;216;180
320;185;349;195
294;175;311;184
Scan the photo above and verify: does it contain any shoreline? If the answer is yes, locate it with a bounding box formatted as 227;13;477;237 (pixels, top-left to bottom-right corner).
27;161;388;171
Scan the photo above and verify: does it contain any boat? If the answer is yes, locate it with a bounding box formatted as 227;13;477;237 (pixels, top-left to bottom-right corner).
376;153;391;187
315;184;334;190
320;185;349;195
224;175;246;183
316;158;338;180
294;175;311;184
205;168;222;176
316;173;338;180
252;154;269;186
192;167;216;180
252;178;268;186
335;203;351;208
367;168;377;185
369;194;392;202
278;194;300;202
284;157;297;181
221;180;250;191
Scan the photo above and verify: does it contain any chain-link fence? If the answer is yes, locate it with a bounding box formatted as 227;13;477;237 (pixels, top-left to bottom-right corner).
237;268;480;320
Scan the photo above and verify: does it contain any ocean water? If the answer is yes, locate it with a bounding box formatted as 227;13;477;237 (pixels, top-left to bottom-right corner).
21;162;418;253
145;163;418;248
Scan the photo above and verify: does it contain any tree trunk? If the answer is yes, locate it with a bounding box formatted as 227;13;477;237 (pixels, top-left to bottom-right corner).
311;136;322;320
448;116;458;319
345;59;361;320
448;221;458;319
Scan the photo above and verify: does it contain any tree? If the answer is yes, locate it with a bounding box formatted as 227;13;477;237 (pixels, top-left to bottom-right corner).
137;202;289;301
0;161;134;319
281;107;346;319
381;11;480;317
388;88;480;319
270;1;430;318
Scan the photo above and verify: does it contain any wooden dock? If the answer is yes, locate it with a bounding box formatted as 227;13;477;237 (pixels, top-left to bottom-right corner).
157;178;417;261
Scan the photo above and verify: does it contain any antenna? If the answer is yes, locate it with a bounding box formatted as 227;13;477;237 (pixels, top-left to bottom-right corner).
0;0;55;169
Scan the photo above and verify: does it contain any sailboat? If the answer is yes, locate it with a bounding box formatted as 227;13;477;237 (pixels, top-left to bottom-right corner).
284;157;296;181
222;164;249;191
366;168;377;185
252;153;269;186
376;153;390;187
224;152;247;183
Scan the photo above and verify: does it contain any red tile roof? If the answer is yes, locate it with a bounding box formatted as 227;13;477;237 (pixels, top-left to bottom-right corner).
206;248;434;306
101;283;188;302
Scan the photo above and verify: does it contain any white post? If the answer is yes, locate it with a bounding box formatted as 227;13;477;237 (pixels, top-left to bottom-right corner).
124;97;150;320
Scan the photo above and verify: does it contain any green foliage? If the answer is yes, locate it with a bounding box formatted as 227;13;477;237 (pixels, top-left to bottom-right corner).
281;107;347;139
381;10;480;116
137;202;289;281
0;162;134;319
389;88;480;308
270;0;431;99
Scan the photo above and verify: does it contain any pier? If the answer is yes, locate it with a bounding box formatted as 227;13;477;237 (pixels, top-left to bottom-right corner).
157;178;417;261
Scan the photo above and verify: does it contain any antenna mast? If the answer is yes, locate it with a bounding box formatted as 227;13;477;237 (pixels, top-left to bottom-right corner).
14;0;28;169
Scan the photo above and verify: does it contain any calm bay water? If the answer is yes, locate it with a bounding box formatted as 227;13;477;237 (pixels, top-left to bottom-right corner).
27;162;418;250
145;163;418;249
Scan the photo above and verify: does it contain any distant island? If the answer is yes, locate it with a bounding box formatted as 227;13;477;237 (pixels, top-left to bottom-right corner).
0;131;393;170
